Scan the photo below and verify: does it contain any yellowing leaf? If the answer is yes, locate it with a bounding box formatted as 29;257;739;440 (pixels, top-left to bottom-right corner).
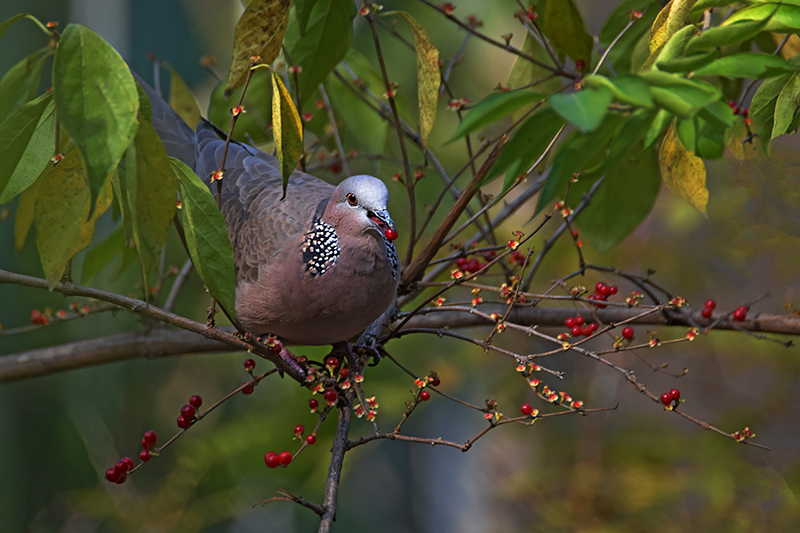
34;150;113;289
646;0;696;69
165;64;202;130
772;33;800;59
387;11;440;148
271;70;303;196
225;0;291;96
14;169;45;250
659;124;708;213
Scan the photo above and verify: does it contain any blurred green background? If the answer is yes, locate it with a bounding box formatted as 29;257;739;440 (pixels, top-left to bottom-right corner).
1;0;799;531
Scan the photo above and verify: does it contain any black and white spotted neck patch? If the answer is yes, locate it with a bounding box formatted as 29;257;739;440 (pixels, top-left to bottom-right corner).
302;218;340;276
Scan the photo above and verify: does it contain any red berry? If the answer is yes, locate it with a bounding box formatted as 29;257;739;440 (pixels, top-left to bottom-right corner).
177;415;192;429
180;404;196;419
701;307;713;319
669;388;681;402
139;450;151;462
30;309;48;325
621;326;634;340
588;322;599;333
294;424;305;437
242;383;255;394
705;299;717;310
580;325;593;337
660;392;672;405
608;285;618;295
264;452;279;468
595;282;610;297
575;59;586;71
143;430;158;447
114;475;127;485
384;227;398;241
189;395;203;408
306;434;317;445
565;317;577;328
733;306;747;321
325;356;339;368
309;398;319;411
575;316;585;326
419;390;431;401
430;376;441;387
105;467;121;483
328;160;343;174
323;389;338;404
278;451;293;466
339;367;350;379
571;325;583;337
244;358;256;371
521;403;533;415
121;457;135;472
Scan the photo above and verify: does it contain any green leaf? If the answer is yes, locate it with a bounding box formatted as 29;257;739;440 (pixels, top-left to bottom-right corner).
655;50;719;73
690;1;738;21
224;0;291;96
0;13;31;41
507;31;561;96
685;12;774;55
576;146;660;251
171;158;237;320
696;98;735;129
583;75;654;107
484;107;565;184
14;167;45;250
773;72;800;136
53;24;139;212
642;108;673;152
724;3;800;34
643;72;721;117
676;116;697;152
283;0;357;105
271;70;303;196
115;120;177;293
543;0;593;66
386;12;440;148
34;150;113;290
693;52;800;78
550;87;614;132
295;0;319;35
750;71;791;155
165;63;202;130
0;92;56;204
536;112;628;213
648;23;697;70
0;47;51;122
449;90;544;142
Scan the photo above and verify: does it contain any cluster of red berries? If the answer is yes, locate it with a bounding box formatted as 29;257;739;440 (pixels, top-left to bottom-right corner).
587;281;618;308
264;451;293;468
455;257;487;274
30;309;49;325
177;395;203;429
701;299;716;319
140;430;158;462
660;388;681;406
564;316;599;337
105;457;135;484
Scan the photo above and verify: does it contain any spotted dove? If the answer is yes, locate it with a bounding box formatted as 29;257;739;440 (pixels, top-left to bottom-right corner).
137;73;400;346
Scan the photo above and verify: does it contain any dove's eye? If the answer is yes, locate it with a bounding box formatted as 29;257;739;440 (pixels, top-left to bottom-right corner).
347;193;358;206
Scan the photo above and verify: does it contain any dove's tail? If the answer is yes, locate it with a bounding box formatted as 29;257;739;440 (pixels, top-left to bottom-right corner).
131;70;197;170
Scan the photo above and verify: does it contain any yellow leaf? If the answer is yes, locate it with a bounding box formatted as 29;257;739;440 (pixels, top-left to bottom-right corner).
772;32;800;59
645;0;696;69
659;124;708;213
165;64;202;130
388;11;440;148
34;150;113;289
225;0;291;96
271;70;303;196
14;169;44;251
